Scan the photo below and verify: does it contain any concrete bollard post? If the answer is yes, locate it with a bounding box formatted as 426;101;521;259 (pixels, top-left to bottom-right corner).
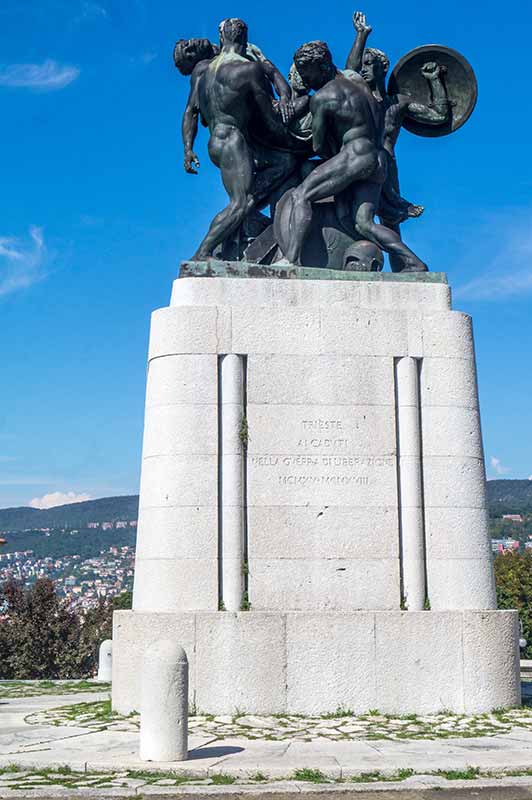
140;641;188;762
97;639;113;682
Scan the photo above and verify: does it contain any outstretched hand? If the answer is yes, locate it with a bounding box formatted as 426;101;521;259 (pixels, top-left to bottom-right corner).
421;62;447;81
278;96;295;124
184;151;200;174
353;11;371;34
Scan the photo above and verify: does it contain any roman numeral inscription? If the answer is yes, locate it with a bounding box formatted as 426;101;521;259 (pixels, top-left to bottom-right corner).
247;412;396;507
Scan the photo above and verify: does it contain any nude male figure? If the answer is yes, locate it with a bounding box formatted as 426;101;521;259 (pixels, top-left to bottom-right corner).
274;41;427;271
181;18;298;260
347;11;451;270
174;37;294;126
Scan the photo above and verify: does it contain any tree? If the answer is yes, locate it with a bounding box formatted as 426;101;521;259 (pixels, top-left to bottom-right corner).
494;551;532;660
0;580;133;680
77;592;131;668
112;590;133;610
0;579;84;679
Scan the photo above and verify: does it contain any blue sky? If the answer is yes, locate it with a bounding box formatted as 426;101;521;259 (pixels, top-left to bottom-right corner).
0;0;531;508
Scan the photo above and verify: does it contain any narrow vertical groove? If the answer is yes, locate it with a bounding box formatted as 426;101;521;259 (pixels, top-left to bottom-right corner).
417;358;430;609
220;354;245;612
372;612;378;704
393;359;405;609
395;356;426;611
459;611;466;712
282;613;288;714
217;356;224;609
242;355;249;603
192;612;197;713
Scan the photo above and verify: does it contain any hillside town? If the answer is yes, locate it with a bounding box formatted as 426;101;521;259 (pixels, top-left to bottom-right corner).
0;519;136;610
1;508;532;612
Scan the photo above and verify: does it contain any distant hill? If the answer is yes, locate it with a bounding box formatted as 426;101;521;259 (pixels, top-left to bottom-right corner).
486;480;532;515
0;479;530;533
0;495;139;532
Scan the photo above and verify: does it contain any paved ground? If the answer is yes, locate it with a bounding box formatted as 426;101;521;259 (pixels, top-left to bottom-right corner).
2;687;532;797
26;702;532;742
0;683;111;701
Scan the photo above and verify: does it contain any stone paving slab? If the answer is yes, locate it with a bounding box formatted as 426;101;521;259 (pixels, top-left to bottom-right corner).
2;779;532;799
0;684;110;701
2;690;532;796
28;698;532;742
2;735;532;781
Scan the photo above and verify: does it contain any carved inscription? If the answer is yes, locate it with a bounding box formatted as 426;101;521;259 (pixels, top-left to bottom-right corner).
250;417;394;498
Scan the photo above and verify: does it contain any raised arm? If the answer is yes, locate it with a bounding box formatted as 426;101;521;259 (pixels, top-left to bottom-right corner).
261;59;294;122
247;42;294;123
406;62;451;126
345;11;372;72
181;68;203;174
245;63;297;147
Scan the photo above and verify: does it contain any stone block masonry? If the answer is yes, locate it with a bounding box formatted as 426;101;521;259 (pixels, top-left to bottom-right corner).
113;609;520;716
117;268;519;716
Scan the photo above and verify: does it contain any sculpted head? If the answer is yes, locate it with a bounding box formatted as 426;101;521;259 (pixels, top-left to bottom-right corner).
360;48;389;89
173;38;216;75
293;41;336;91
219;18;248;48
288;63;308;97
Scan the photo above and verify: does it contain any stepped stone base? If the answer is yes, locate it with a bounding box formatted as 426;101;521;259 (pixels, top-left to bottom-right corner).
112;609;520;716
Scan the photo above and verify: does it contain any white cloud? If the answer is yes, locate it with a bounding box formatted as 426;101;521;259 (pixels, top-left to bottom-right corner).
455;269;532;302
0;60;79;91
490;456;511;476
29;491;92;509
80;1;108;19
0;226;47;297
129;51;157;67
454;215;532;301
141;51;157;64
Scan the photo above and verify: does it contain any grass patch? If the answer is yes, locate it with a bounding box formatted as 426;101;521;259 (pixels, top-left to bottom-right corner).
395;769;415;780
504;768;532;778
435;767;480;781
293;768;328;783
351;769;414;784
0;765;25;775
39;698;129;727
54;765;73;775
126;770;192;784
351;772;384;783
210;773;236;785
321;707;355;719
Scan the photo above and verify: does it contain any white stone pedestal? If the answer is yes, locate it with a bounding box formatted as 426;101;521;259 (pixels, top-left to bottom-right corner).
113;268;520;715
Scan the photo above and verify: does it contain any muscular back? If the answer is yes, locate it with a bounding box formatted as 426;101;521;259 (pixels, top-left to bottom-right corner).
197;54;274;134
311;72;381;154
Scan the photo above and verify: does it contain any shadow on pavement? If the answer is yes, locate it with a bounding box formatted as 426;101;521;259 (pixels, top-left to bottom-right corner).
188;746;245;760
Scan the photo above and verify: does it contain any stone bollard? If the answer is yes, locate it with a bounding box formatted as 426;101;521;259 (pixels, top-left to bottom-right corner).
140;641;188;762
97;639;113;682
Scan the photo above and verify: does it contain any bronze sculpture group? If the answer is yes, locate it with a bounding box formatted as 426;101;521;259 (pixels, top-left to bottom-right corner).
174;13;477;272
